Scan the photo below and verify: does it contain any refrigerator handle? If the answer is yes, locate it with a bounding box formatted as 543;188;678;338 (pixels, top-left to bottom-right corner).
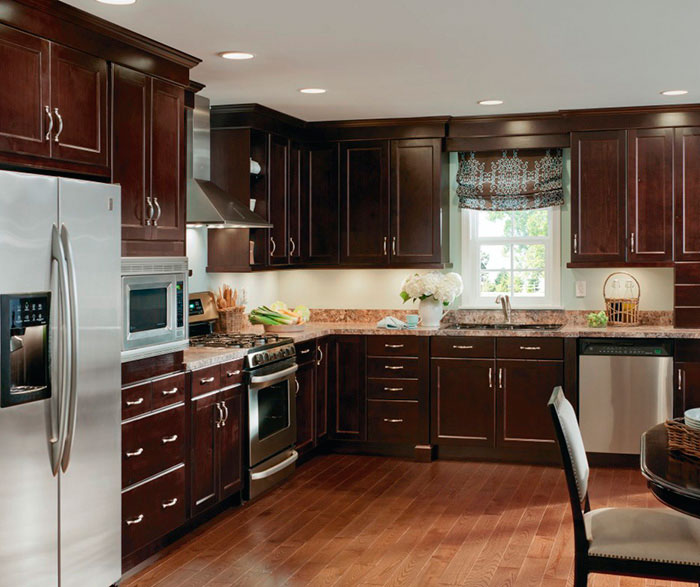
60;224;80;473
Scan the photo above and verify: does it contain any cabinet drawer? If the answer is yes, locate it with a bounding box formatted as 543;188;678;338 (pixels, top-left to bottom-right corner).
367;356;420;379
431;336;494;358
496;337;563;360
220;359;244;385
296;340;316;363
191;365;220;397
151;372;185;411
122;465;186;556
367;336;420;357
367;378;419;400
368;400;420;444
122;382;152;420
122;404;185;487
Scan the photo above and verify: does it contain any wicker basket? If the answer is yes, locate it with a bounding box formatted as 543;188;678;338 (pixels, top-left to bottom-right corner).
216;308;246;334
603;272;640;326
665;419;700;461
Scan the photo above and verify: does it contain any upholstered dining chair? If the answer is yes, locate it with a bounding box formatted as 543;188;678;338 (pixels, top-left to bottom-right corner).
548;386;700;586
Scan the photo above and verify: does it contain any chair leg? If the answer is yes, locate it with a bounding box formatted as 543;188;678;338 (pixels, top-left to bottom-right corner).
573;556;588;587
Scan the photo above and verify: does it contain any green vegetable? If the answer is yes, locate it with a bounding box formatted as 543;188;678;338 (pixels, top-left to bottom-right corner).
249;306;298;326
586;311;608;328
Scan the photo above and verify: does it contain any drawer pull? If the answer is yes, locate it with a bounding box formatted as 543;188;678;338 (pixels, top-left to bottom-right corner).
126;514;144;526
383;418;404;424
519;346;541;351
385;344;404;349
161;435;178;444
384;365;404;370
199;376;215;384
300;348;311;354
162;498;178;509
125;448;144;458
125;397;144;406
453;345;474;350
161;387;179;396
384;387;404;392
227;370;241;378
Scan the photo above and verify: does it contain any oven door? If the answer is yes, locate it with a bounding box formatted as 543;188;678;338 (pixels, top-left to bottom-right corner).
248;362;298;467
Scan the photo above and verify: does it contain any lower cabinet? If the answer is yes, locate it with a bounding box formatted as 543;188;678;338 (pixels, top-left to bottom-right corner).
675;340;700;416
294;337;330;456
329;335;367;441
295;358;316;454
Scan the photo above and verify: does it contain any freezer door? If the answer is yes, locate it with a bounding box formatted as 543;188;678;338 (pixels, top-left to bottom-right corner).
58;178;122;587
0;171;59;587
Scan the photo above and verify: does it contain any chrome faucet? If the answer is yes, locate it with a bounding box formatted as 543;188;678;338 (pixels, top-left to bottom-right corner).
495;294;512;323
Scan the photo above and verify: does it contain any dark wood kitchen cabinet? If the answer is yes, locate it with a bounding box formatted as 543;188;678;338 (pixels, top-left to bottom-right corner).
295;354;316;454
675;127;700;261
288;141;303;264
316;337;329;442
268;133;290;265
674;340;700;416
303;143;340;265
328;335;367;440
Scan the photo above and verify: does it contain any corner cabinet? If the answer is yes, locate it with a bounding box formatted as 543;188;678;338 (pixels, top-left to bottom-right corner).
328;336;367;441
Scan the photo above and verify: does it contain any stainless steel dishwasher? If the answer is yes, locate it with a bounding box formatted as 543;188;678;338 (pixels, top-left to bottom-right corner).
579;339;673;454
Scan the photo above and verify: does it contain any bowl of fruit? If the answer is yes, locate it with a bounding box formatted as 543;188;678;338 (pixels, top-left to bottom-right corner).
249;301;310;332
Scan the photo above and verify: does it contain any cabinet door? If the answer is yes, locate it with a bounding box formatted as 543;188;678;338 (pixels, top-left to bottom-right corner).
190;392;219;516
112;65;151;243
628;128;673;262
340;140;390;265
675;127;700;261
0;24;50;158
219;388;243;500
50;43;108;167
150;79;185;243
295;359;316;454
431;358;495;447
268;134;289;264
288;141;303;264
315;338;329;442
497;360;563;449
303;143;339;265
328;336;366;440
676;362;700;416
390;139;442;264
571;131;626;263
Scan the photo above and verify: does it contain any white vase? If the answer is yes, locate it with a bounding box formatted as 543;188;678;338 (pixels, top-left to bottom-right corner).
419;297;444;327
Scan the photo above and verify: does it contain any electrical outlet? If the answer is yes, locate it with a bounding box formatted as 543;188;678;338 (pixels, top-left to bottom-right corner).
575;280;586;298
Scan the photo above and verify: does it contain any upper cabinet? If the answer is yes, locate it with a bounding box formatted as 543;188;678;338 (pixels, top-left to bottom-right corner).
268;134;290;265
302;143;339;265
675;127;700;261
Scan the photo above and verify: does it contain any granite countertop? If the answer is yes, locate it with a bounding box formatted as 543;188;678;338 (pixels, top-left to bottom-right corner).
183;321;700;370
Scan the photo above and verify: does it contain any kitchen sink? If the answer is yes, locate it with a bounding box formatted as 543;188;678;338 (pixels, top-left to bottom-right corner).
446;323;563;331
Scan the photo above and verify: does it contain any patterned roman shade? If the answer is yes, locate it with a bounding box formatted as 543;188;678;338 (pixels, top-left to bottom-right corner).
456;148;563;211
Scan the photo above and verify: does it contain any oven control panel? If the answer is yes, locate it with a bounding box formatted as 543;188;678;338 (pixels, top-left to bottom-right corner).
247;343;296;369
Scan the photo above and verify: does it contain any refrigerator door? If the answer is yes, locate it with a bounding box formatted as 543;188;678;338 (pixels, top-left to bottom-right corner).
58;178;122;587
0;171;60;587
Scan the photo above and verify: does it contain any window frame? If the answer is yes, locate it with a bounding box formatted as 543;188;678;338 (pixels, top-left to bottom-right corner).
460;207;562;309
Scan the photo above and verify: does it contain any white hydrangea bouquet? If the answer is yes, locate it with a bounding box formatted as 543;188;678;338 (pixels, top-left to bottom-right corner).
400;272;463;327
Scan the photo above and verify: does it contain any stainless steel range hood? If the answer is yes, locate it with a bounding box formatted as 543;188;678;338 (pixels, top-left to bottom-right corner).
186;95;271;228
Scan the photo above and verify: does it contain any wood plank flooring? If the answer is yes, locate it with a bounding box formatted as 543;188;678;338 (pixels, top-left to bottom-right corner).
122;454;691;587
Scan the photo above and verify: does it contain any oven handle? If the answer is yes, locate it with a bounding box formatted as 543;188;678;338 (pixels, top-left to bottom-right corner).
249;364;299;387
250;450;299;481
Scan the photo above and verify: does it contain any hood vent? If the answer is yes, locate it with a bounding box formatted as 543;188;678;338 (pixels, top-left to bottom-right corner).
186;95;271;228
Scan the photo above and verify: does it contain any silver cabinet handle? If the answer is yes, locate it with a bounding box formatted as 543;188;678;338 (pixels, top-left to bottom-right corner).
289;237;296;255
488;367;493;388
161;387;178;396
383;236;388;255
45;105;53;140
498;368;503;389
630;232;636;253
145;196;154;226
200;376;215;384
573;233;578;254
161;435;178;444
384;365;404;370
126;514;144;526
300;348;311;354
316;346;324;366
226;370;241;378
295;378;300;397
125;397;144;406
125;448;144;458
678;368;683;392
384;387;404;392
152;197;162;226
53;107;63;142
162;498;178;509
383;418;404;424
270;236;276;256
221;402;229;427
385;344;404;349
453;345;474;350
519;346;541;351
215;401;224;429
392;236;396;256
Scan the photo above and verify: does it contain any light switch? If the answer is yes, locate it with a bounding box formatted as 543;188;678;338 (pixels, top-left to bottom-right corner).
575;280;586;298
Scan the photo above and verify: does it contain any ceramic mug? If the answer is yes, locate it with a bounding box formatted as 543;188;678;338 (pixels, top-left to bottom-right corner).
405;314;421;328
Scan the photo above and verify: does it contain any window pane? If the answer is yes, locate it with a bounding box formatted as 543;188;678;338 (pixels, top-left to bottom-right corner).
513;244;545;270
480;245;510;270
481;271;511;294
478;211;511;237
512;209;549;237
513;271;545;296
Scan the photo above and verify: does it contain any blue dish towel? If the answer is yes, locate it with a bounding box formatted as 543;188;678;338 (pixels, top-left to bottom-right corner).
377;316;410;329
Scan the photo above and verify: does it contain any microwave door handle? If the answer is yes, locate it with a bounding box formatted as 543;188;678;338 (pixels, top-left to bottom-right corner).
59;224;79;473
248;364;299;386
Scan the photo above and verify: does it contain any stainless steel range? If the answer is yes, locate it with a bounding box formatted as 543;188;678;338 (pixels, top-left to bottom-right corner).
189;332;299;499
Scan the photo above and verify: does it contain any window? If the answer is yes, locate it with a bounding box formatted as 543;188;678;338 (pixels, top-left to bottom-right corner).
461;207;561;308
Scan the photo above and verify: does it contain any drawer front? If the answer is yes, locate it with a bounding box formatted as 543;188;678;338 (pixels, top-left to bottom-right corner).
367;356;420;379
368;400;420;444
431;336;494;358
220;359;244;385
151;372;185;411
191;365;220;397
122;465;186;555
496;337;563;360
122;404;186;487
122;382;152;420
367;336;420;357
296;340;316;363
367;378;419;400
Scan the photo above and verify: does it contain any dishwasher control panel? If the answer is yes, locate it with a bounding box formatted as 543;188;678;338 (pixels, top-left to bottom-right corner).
579;339;672;357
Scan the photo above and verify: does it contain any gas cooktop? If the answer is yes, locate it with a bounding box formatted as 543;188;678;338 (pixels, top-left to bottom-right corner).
188;333;296;369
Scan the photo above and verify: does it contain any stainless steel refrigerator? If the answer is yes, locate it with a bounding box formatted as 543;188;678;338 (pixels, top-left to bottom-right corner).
0;170;122;587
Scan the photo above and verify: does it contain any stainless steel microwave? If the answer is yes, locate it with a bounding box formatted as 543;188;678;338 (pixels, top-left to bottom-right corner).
121;257;188;362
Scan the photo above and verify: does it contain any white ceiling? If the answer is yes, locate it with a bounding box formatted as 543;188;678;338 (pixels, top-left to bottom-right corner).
64;0;700;121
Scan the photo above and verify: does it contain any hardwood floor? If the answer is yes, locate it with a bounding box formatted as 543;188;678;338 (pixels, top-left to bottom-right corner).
122;454;690;587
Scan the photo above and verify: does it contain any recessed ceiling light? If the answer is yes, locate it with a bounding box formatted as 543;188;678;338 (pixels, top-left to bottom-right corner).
96;0;136;4
219;51;255;60
299;88;327;94
478;99;504;106
660;89;688;96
